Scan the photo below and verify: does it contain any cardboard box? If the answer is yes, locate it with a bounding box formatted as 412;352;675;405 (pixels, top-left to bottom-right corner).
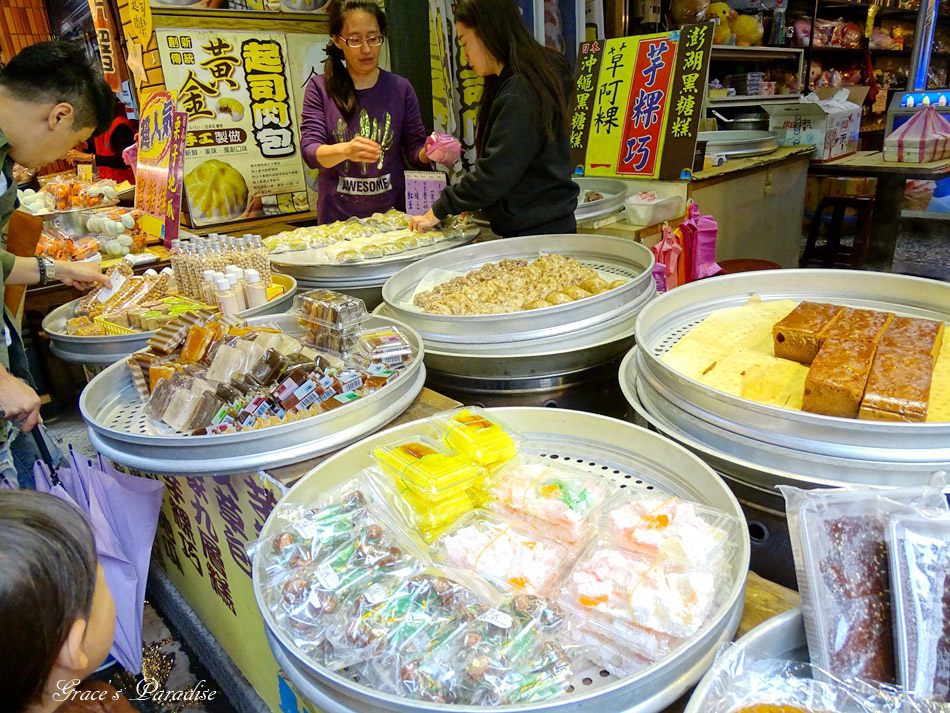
766;88;870;163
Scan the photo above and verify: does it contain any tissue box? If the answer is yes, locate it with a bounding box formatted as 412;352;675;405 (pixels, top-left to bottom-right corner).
766;88;868;163
883;105;950;163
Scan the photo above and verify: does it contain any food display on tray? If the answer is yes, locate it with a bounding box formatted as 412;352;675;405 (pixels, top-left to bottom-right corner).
170;234;273;303
264;210;469;263
254;407;742;705
412;254;628;315
662;298;950;422
126;290;414;435
35;206;151;262
16;177;120;215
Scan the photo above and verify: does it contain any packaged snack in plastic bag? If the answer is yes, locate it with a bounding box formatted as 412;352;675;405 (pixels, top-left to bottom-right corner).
489;455;605;545
781;482;949;684
887;514;950;701
602;491;740;570
293;289;367;331
433;510;572;596
355;326;413;368
430;406;521;469
144;378;177;420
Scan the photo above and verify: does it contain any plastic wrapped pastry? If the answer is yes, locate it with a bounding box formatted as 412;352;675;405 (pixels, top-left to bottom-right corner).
781;483;949;684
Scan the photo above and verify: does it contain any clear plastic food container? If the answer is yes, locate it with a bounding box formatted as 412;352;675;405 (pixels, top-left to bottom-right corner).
293;289;367;331
601;492;740;569
372;435;482;501
432;510;572;596
489;455;605;544
355;326;414;368
430;406;521;468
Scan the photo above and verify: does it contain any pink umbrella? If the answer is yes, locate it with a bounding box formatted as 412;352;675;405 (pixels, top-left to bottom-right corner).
34;449;164;674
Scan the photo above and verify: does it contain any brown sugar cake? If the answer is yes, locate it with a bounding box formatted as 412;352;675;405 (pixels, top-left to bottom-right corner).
802;339;877;418
858;346;935;422
773;301;845;365
819;307;895;344
878;316;945;358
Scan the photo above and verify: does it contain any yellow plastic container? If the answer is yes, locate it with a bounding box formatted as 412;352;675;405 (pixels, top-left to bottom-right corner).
372;435;481;501
432;407;520;468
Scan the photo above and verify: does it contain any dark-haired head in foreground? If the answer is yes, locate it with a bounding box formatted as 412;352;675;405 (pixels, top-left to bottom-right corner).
0;490;115;713
0;40;115;169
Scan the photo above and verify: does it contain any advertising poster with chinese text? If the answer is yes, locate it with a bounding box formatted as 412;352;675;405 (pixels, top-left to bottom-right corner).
157;30;309;226
568;25;712;180
134;92;173;223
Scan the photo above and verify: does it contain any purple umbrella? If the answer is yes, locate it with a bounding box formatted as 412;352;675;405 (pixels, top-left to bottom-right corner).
34;448;164;674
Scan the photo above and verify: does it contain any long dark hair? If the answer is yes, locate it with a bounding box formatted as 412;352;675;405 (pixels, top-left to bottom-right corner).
324;0;388;116
454;0;570;152
0;490;98;712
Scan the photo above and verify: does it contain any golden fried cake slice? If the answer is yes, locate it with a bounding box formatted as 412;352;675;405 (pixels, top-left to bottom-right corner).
819;306;894;344
858;346;935;422
878;316;945;358
802;339;877;419
773;301;845;365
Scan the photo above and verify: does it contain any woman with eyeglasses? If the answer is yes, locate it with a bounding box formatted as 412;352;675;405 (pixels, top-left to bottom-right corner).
409;0;579;238
301;0;435;223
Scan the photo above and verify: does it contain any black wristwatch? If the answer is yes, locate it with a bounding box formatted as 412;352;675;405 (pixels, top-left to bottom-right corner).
36;255;55;284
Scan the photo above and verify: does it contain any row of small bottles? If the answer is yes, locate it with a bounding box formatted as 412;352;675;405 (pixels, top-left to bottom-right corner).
169;233;272;305
204;266;269;316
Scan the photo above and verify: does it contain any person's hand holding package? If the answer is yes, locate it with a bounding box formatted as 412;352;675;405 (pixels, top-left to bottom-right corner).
424;132;462;167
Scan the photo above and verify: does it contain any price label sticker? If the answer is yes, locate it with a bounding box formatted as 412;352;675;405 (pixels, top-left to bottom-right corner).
478;609;514;630
364;583;387;605
315;563;340;590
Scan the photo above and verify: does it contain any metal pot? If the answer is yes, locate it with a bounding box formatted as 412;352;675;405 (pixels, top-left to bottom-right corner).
711;110;770;131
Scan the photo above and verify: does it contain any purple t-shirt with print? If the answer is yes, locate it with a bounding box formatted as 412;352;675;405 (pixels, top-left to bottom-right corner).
301;70;429;224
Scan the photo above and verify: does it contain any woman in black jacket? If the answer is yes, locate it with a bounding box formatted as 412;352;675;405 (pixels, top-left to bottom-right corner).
409;0;578;237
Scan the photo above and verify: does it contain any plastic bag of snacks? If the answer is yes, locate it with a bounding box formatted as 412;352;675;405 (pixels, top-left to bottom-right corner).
781;482;949;684
886;514;950;701
429;406;521;470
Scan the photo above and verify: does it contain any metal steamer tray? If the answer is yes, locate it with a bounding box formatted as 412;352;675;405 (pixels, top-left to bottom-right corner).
383;234;655;345
79;313;425;475
373;301;642;379
43;274;298;366
270;224;480;283
253;408;750;713
622;269;950;487
684;609;806;713
574;177;628;222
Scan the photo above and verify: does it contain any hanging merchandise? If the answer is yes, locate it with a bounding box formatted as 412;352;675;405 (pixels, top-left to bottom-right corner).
676;201;722;282
652;223;683;291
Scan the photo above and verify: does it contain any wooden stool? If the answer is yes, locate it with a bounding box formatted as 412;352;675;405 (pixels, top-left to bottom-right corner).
800;196;874;269
716;258;782;274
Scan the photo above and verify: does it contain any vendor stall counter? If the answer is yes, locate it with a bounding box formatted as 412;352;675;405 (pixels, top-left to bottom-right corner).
580;146;814;269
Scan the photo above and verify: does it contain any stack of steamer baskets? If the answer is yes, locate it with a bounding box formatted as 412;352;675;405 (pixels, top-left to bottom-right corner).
252;407;751;713
270;225;481;310
78;312;428;475
376;235;656;416
619;269;950;588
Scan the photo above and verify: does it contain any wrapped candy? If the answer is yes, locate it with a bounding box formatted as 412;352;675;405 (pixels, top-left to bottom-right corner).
434;511;571;596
